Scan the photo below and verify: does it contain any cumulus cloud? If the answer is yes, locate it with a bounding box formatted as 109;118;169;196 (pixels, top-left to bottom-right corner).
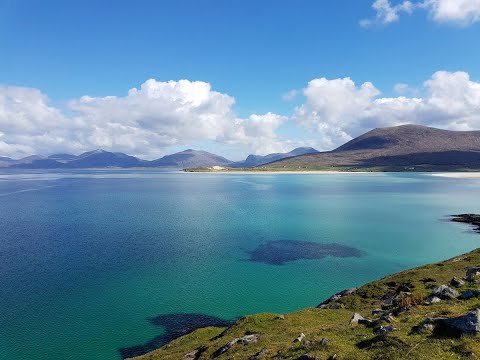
360;0;414;27
361;0;480;26
292;71;480;149
428;0;480;25
0;79;292;159
2;72;480;158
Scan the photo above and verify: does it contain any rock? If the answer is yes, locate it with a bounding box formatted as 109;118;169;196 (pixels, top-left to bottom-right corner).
297;355;319;360
249;348;269;359
467;267;480;282
183;350;199;360
374;325;396;336
319;338;329;346
372;308;384;316
397;283;414;292
317;288;357;307
431;285;458;300
392;306;408;316
212;334;261;357
459;290;480;300
450;276;466;288
294;333;306;343
350;313;373;326
275;314;285;320
425;296;442;305
380;313;395;323
434;309;480;336
415;323;434;333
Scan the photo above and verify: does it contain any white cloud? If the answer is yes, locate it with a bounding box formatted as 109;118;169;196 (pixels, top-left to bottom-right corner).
427;0;480;25
2;72;480;159
292;71;480;149
361;0;480;26
0;80;293;159
282;89;298;101
360;0;414;26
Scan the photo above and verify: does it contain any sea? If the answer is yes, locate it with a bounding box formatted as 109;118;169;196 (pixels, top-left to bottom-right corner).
0;170;479;360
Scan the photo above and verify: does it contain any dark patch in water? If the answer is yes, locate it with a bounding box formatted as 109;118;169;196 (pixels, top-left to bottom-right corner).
118;313;232;359
247;240;364;265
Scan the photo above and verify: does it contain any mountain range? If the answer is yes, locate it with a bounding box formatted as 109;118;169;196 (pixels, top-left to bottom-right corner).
3;124;480;170
0;147;317;169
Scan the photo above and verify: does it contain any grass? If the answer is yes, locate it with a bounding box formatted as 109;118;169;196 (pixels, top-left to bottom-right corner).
130;249;480;360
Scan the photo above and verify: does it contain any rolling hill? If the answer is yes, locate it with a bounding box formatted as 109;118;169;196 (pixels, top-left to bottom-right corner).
230;147;319;168
265;125;480;171
147;149;232;168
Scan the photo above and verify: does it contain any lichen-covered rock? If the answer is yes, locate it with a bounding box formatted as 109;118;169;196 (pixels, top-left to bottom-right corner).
432;309;480;336
374;325;396;336
467;267;480;282
212;334;261;357
450;277;466;288
372;308;384;316
317;288;357;308
414;323;434;334
293;333;305;343
425;296;442;305
350;313;373;326
431;285;458;300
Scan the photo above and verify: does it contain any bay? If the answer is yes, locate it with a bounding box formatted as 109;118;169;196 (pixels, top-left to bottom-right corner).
0;170;479;359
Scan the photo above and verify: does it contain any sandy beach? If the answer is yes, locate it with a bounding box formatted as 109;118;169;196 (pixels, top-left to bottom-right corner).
431;173;480;179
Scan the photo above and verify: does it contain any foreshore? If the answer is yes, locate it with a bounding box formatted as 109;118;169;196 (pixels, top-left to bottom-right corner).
431;172;480;179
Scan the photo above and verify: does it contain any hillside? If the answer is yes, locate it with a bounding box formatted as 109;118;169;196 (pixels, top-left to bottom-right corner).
4;149;232;169
147;149;232;168
265;125;480;171
231;147;319;168
129;214;480;360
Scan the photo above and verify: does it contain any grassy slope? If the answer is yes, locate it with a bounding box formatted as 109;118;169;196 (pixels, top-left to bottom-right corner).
131;247;480;360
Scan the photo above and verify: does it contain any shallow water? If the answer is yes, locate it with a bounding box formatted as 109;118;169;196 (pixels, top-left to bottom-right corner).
0;170;479;360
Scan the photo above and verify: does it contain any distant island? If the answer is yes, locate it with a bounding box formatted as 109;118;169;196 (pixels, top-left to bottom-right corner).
3;124;480;172
129;214;480;360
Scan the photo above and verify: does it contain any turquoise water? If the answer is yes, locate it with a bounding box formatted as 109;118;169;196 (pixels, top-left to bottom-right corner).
0;170;479;359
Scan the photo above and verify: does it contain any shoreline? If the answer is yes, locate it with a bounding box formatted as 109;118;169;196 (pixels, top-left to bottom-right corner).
431;172;480;179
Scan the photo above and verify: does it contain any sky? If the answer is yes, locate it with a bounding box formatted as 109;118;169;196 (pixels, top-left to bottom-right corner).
1;0;480;160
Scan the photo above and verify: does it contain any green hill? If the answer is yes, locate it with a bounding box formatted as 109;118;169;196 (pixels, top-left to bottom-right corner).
265;125;480;171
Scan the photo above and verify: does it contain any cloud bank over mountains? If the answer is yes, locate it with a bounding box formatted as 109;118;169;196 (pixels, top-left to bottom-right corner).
361;0;480;27
1;71;480;159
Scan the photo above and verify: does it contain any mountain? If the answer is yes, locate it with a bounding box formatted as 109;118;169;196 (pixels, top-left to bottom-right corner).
231;147;319;168
148;149;232;168
11;150;146;169
0;156;13;167
2;149;231;169
48;153;77;161
265;124;480;170
65;150;146;168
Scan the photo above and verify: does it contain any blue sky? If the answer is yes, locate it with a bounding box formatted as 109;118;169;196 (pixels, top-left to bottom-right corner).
1;0;480;159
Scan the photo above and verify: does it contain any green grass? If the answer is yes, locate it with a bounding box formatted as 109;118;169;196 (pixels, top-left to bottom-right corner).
130;249;480;360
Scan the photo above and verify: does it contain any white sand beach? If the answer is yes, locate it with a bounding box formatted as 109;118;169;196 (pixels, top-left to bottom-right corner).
431;173;480;179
